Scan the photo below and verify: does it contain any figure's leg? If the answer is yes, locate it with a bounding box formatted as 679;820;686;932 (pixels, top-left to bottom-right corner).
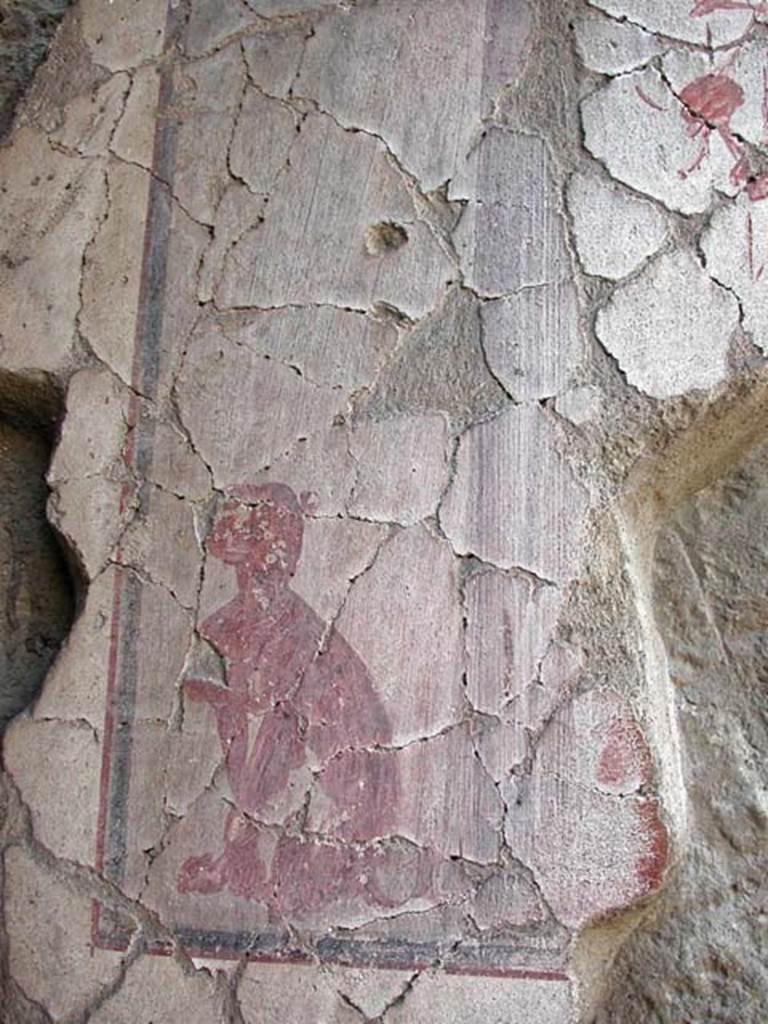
235;707;304;814
177;808;268;900
269;835;362;916
183;678;249;790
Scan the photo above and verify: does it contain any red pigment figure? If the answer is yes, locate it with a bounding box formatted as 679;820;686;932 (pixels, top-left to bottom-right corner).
678;60;748;182
177;483;435;914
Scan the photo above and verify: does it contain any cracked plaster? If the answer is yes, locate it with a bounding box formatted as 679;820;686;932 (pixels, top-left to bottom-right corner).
3;0;766;1019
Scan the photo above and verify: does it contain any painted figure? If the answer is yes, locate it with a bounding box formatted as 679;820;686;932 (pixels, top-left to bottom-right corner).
177;483;434;914
678;58;748;182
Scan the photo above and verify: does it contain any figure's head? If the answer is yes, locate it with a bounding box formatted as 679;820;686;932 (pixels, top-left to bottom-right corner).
206;483;316;577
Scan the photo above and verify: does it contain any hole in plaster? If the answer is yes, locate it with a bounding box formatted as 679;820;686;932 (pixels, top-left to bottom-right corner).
365;221;409;256
0;370;76;733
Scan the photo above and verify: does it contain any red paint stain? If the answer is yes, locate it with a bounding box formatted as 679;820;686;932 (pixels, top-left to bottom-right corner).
634;798;670;893
596;713;651;793
176;482;425;914
635;84;667;112
678;72;746;182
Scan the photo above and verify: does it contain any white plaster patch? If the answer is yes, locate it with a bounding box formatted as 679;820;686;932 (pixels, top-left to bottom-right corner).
702;194;768;353
663;39;768;155
581;67;738;215
596;250;739;398
567;173;668;280
586;0;751;47
574;8;666;74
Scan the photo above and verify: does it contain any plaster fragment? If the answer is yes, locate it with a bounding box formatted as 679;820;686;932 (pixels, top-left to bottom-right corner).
472;870;549;931
386;970;573;1024
453;130;571;296
505;688;668;929
331;966;417;1021
244;427;357;517
197;182;266;303
440;405;588;585
0;129;107;375
595;249;739;398
242;27;306;98
308;725;503;863
663;39;768;161
229;87;298;195
177;318;351;488
111;64;160;169
567;173;668;280
80;159;149;384
481;281;583;400
52;71;130;157
574;8;666;74
292;517;389;623
51;474;134;579
465;570;562;717
5;848;134;1021
296;0;488;191
88;955;225;1024
30;568;116;724
172;48;246;225
220;304;396;391
119;488;202;609
4;718;100;863
581;67;738;215
702;193;768;352
348;412;451;525
186;0;256;56
586;0;751;47
48;367;129;485
80;0;166;71
150;421;212;501
238;963;361;1024
216;113;453;318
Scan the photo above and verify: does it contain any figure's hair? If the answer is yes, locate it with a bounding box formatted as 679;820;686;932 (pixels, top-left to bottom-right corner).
225;483;318;515
214;483;319;575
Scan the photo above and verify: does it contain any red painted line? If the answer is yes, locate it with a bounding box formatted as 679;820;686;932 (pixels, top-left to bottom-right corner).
635;85;667;112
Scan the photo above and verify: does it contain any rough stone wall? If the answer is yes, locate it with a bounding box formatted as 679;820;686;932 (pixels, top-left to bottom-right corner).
596;438;768;1022
0;1;766;1022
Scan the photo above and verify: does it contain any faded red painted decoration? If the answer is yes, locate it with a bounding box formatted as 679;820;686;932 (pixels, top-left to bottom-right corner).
678;70;746;182
177;483;434;913
691;0;768;15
